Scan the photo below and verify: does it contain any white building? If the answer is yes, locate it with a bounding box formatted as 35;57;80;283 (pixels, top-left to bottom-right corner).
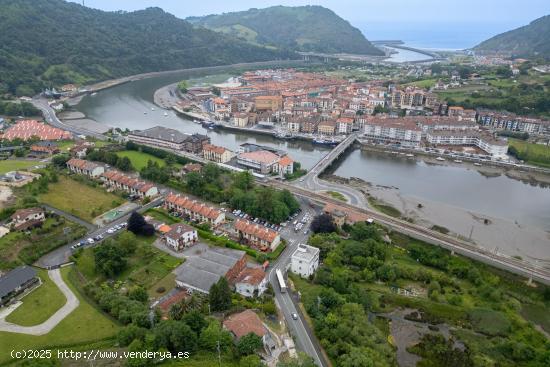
291;244;320;278
163;223;198;251
235;267;268;298
66;158;105;177
362;118;422;147
426;131;508;158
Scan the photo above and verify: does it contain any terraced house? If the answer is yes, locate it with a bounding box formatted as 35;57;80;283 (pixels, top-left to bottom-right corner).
164;193;225;226
100;170;158;198
234;219;281;251
66;158;105;177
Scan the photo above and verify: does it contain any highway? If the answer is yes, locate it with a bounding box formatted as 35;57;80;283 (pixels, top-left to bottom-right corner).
30;97;108;141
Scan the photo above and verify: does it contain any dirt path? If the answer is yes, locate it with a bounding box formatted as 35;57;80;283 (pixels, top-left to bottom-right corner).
0;269;79;335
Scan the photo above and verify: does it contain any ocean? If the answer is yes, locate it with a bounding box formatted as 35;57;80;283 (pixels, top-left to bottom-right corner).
356;21;524;50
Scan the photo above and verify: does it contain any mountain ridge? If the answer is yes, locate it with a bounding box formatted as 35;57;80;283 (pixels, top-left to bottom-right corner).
0;0;295;96
474;15;550;58
187;5;384;56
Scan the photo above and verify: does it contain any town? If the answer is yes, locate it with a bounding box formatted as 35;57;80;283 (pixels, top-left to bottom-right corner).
0;1;549;367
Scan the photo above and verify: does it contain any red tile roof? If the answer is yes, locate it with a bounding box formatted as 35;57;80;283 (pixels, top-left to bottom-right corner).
235;219;279;243
238;150;279;165
223;310;266;339
1;120;71;141
235;267;266;286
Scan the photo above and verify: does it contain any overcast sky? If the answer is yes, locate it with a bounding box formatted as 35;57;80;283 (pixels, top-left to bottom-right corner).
72;0;549;24
69;0;549;48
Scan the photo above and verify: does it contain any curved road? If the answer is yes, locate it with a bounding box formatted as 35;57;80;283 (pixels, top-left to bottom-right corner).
0;269;79;335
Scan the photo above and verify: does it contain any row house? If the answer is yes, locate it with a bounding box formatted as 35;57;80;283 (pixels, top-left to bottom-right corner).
476;110;549;135
234;219;281;251
100;170;158;198
202;144;233;163
66;158;105;178
164;193;225;226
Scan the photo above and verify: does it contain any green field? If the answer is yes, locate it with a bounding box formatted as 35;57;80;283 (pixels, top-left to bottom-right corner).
75;234;182;291
0;267;119;365
116;150;180;171
5;269;66;326
508;139;550;168
325;190;347;202
0;159;39;174
39;176;125;222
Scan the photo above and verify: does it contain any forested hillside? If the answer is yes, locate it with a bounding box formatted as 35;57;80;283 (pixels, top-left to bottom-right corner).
187;6;384;56
0;0;295;96
475;15;550;58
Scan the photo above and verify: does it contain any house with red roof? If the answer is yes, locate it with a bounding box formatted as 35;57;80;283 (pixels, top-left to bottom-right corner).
164;193;225;226
162;223;198;251
1;120;71;141
235;267;268;298
66;158;105;177
234;219;280;251
100;169;158;198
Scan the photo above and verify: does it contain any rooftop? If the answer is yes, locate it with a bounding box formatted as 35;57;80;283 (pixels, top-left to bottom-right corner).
130;126;190;144
291;244;319;263
0;266;37;299
223;309;266;339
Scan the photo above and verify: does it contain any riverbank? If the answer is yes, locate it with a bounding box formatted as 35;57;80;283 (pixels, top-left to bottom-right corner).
323;174;550;268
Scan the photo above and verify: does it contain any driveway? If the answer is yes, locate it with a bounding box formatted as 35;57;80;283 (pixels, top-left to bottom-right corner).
0;268;79;335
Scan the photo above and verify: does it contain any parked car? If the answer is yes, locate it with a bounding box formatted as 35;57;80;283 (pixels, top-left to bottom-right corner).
87;238;95;244
291;313;298;320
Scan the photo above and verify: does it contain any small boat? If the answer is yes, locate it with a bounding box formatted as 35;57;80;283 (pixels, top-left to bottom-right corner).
406;154;414;158
91;92;97;96
399;152;406;156
143;111;147;115
312;138;338;146
163;112;168;117
454;159;463;163
151;107;155;111
473;162;482;166
436;157;445;161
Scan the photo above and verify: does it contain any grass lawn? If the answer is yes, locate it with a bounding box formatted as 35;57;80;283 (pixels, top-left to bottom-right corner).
5;269;66;326
75;234;183;291
0;267;119;365
509;139;550;168
325;190;347;202
116;150;181;171
39;176;125;222
367;196;402;218
0;216;87;268
144;208;179;225
149;272;177;299
520;304;550;333
0;159;39;174
56;140;76;152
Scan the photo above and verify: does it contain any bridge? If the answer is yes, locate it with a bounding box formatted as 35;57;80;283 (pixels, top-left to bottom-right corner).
293;133;368;206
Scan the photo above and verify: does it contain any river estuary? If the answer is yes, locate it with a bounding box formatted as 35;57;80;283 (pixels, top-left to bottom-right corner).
74;55;550;264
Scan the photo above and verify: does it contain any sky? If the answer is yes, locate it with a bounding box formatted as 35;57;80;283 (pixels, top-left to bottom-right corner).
69;0;550;49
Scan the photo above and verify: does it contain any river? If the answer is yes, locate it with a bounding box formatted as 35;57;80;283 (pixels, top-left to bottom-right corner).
75;64;550;237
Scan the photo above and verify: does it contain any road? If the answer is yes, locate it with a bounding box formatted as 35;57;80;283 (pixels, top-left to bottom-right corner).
36;197;164;268
41;204;98;232
0;269;79;335
275;182;550;285
30;98;108;141
265;200;329;367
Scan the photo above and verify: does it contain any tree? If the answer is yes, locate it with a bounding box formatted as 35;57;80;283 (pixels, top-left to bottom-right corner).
177;80;189;93
116;156;133;171
127;211;154;236
52;153;70;167
209;277;232;312
118;230;137;254
240;355;262;367
182;310;208;335
128;286;148;302
234;171;255;191
199;320;233;351
310;214;337;234
237;332;263;356
93;241;127;277
350;222;380;242
153;320;197;353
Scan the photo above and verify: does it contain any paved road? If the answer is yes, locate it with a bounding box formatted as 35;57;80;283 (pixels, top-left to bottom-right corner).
41;204;98;232
36;197;164;268
265;200;329;367
0;269;79;335
30;98;108;140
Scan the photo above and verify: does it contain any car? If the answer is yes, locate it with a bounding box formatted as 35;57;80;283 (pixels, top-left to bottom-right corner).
303;230;308;235
94;235;103;241
120;222;127;227
87;238;95;244
291;313;298;320
107;228;115;234
293;220;298;225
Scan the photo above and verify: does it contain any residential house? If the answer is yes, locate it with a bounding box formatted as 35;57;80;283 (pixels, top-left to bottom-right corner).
164;193;225;226
336;117;354;134
163;223;198;251
323;202;371;227
317;120;337;135
234;219;281;251
235;267;268;298
28;142;59;157
100;170;158;198
66;158;105;177
223;310;276;354
0;266;38;306
232;113;249;127
10;207;46;231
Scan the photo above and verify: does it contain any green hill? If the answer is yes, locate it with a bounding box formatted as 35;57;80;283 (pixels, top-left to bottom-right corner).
475;15;550;58
0;0;295;96
187;6;384;56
